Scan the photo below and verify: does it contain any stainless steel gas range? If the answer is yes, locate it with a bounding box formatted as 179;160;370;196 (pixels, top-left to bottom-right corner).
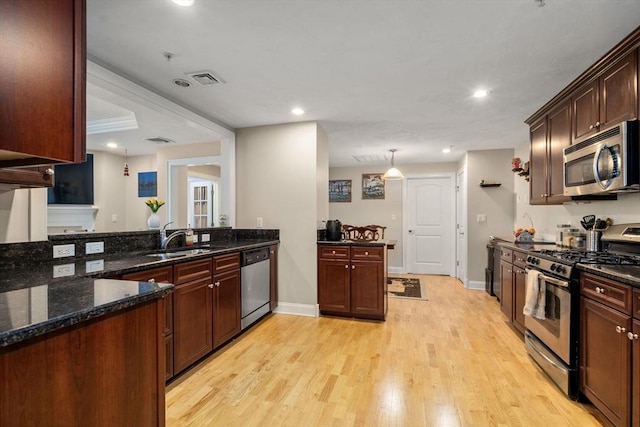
524;223;640;399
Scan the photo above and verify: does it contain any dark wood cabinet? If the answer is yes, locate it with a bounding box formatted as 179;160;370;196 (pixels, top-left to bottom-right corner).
498;246;527;334
580;272;636;427
529;101;571;205
212;255;241;349
318;244;387;320
499;259;513;321
270;244;279;311
0;0;86;169
512;267;527;334
572;51;638;140
0;166;54;188
173;259;213;374
633;318;640;427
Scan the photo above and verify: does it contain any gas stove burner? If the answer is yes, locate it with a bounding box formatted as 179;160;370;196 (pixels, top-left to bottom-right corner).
536;249;640;265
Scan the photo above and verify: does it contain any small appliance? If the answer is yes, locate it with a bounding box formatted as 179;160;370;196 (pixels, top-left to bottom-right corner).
325;220;343;241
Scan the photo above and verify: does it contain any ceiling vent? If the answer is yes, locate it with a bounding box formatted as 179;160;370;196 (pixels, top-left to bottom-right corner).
145;136;175;144
186;70;224;86
352;154;389;163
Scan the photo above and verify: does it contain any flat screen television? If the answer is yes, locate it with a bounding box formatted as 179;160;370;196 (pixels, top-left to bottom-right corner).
47;154;94;205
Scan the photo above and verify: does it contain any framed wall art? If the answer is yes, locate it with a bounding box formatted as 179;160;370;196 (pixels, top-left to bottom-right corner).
329;179;352;202
362;173;385;200
138;171;158;197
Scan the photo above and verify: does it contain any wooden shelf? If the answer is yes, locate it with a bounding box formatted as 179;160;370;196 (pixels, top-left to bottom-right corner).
479;182;502;188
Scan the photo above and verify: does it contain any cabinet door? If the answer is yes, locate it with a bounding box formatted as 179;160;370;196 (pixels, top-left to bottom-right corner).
213;269;241;348
269;245;278;311
173;277;213;374
350;260;384;317
500;260;513;321
600;51;638;128
318;258;350;313
572;80;599;141
546;102;571;204
0;166;54;188
580;297;631;427
529;118;548;205
512;267;526;334
633;320;640;427
0;0;85;166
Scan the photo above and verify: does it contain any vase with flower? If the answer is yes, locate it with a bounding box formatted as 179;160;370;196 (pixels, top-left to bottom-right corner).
145;199;165;230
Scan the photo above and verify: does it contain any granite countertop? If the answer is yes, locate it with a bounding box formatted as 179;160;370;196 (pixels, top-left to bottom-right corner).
577;264;640;288
0;238;278;348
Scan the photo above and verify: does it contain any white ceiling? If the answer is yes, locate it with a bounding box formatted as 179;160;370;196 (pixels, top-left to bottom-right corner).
86;0;640;167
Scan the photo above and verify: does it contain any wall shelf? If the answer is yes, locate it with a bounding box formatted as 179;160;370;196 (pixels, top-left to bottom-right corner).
479;182;502;188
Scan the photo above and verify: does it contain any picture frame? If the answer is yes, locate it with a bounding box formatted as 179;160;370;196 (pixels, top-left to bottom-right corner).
138;171;158;197
329;179;352;202
362;173;385;200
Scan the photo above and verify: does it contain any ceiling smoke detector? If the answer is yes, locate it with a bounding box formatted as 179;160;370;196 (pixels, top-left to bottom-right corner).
173;78;191;88
145;137;175;144
186;70;224;86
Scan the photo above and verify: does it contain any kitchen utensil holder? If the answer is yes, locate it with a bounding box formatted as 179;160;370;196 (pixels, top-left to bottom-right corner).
586;230;602;252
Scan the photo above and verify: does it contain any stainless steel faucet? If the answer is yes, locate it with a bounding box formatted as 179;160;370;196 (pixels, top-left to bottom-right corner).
160;222;187;250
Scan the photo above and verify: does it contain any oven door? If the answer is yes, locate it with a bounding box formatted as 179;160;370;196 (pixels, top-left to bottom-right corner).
524;271;572;364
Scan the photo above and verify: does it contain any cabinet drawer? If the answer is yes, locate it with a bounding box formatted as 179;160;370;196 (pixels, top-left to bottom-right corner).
634;289;640;320
174;259;213;284
499;247;513;262
513;250;527;268
318;245;350;259
213;252;240;274
122;265;174;284
351;246;383;261
581;272;632;314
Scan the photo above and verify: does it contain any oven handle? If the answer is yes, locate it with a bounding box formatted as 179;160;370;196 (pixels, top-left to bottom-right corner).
527;335;566;371
525;268;570;288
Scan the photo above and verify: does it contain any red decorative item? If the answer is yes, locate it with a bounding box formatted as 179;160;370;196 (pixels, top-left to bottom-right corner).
123;149;130;176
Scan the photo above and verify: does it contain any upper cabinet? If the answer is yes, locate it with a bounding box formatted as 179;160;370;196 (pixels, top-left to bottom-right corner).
572;51;638;141
525;27;639;205
0;0;86;168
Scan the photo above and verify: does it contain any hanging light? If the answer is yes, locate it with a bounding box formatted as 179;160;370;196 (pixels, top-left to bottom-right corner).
123;149;130;176
382;149;404;180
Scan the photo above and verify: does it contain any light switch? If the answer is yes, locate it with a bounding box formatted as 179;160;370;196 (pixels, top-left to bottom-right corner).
257;217;263;228
477;214;487;223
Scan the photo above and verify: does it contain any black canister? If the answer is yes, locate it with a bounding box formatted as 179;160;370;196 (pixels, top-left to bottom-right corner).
325;220;343;241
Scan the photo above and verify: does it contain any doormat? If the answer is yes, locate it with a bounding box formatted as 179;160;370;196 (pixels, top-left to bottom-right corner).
388;277;427;300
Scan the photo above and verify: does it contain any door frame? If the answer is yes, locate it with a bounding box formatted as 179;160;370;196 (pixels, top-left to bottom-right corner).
456;166;468;287
402;172;456;276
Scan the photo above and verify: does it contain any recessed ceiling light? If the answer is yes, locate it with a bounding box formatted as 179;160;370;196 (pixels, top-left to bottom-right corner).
292;107;304;115
172;0;195;6
473;89;489;98
442;147;452;153
107;142;118;149
173;78;192;88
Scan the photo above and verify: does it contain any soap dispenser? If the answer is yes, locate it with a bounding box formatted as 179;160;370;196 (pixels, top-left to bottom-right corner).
186;224;194;247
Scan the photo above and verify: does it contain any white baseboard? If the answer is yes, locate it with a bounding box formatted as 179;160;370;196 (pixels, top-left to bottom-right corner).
273;302;319;317
388;266;403;274
466;280;485;291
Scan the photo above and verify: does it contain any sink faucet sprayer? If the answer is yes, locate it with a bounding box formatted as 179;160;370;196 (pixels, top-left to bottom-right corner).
160;222;187;250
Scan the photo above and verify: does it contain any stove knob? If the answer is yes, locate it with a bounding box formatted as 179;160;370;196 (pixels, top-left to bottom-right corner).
526;256;532;263
557;265;565;274
535;258;540;265
550;263;557;271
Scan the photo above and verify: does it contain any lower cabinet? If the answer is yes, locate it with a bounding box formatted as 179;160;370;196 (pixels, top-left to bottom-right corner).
270;244;279;311
580;273;636;427
499;259;513;321
212;253;241;349
317;244;386;320
498;246;526;334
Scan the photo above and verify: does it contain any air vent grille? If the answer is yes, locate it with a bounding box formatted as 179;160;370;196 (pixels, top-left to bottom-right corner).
352;154;389;163
186;70;224;86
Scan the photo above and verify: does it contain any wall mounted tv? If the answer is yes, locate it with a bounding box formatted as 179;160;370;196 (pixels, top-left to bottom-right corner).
47;154;94;205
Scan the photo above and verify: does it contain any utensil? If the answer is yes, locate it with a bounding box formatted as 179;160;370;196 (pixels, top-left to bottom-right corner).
581;215;596;230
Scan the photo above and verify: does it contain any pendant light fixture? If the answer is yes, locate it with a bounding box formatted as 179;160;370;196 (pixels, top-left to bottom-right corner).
382;149;404;180
123;149;130;176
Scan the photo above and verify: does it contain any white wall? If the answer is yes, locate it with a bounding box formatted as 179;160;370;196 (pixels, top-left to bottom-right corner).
513;141;640;240
236;122;327;314
329;162;458;271
0;188;47;243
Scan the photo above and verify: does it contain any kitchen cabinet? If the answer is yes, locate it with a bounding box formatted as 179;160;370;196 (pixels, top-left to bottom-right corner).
317;244;387;320
498;246;527;334
212;253;241;349
572;51;638;141
0;0;86;170
122;265;174;381
580;272;635;427
173;259;213;374
270;244;279;311
529;101;571;205
0;166;54;189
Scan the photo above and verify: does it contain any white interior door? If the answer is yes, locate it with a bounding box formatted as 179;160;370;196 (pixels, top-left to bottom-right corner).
406;175;455;275
456;169;467;284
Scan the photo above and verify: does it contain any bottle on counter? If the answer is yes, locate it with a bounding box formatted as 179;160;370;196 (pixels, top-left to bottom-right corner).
186;224;194;246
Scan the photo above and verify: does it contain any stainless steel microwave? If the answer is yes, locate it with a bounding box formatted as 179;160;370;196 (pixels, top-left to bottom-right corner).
563;120;639;196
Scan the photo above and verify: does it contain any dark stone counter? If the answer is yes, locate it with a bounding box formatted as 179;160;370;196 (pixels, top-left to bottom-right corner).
0;238;279;347
578;264;640;288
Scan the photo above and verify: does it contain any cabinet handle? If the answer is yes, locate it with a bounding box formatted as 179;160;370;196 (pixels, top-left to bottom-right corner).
208;283;214;288
270;250;274;254
595;286;605;294
332;250;336;254
352;265;355;269
628;332;639;341
507;269;513;273
615;326;626;334
595;121;601;128
149;278;156;283
365;251;369;255
345;265;349;269
44;168;54;176
215;281;221;287
589;124;594;130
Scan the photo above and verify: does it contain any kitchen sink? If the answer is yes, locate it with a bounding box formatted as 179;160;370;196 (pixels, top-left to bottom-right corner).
145;249;213;259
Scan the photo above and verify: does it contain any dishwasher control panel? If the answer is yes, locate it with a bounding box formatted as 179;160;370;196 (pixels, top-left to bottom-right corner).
241;247;270;266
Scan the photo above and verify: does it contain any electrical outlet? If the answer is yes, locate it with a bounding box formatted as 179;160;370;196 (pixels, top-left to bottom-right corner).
85;259;104;273
85;241;104;255
111;214;118;222
52;263;75;278
391;214;397;220
201;234;210;242
53;244;75;258
192;234;199;243
257;217;263;228
477;214;487;223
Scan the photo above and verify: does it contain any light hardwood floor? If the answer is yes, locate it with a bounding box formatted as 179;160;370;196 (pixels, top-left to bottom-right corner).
166;275;608;427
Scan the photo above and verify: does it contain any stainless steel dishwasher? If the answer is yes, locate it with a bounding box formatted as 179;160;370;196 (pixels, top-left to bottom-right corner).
240;247;271;330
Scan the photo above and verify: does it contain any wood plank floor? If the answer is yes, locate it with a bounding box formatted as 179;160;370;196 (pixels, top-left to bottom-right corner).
166;275;609;426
